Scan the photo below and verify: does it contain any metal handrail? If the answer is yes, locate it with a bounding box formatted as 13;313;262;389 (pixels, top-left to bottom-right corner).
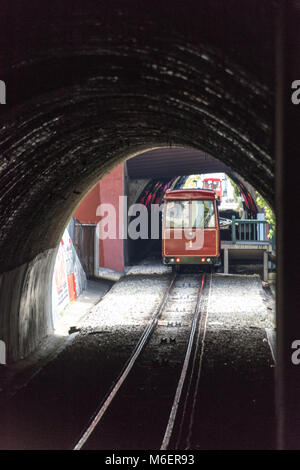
231;216;270;243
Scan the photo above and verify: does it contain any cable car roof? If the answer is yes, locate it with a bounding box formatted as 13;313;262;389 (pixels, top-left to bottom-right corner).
203;177;222;181
164;189;217;200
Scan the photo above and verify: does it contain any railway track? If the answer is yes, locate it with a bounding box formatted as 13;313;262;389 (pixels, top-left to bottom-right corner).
73;271;209;450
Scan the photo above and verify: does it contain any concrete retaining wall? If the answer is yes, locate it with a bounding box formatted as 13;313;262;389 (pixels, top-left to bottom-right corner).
0;249;57;363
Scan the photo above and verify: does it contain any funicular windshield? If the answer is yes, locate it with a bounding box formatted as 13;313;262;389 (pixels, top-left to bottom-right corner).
165;200;216;229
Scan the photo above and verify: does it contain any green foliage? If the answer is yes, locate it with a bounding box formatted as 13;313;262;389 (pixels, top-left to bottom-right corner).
228;178;241;201
256;194;276;240
183;174;202;188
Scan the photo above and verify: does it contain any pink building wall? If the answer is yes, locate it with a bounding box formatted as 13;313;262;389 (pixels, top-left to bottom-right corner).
73;164;124;272
73;184;101;224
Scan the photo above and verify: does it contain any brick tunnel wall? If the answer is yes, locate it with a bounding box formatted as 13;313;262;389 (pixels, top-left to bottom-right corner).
0;0;276;362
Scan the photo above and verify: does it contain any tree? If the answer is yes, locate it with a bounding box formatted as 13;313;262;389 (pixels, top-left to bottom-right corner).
228;177;241;201
256;193;276;240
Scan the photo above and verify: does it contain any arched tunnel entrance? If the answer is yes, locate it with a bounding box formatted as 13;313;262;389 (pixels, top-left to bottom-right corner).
0;0;276;363
0;0;299;450
52;146;269;334
50;144;274;324
2;143;278;450
124;148;262;267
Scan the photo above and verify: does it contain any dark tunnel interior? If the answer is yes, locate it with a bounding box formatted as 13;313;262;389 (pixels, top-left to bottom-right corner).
0;0;300;450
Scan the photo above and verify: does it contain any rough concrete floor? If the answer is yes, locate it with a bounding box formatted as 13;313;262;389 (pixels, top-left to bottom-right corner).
0;272;171;449
0;278;113;406
0;271;275;450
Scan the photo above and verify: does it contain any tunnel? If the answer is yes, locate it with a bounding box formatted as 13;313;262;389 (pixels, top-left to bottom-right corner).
124;148;260;264
0;0;300;449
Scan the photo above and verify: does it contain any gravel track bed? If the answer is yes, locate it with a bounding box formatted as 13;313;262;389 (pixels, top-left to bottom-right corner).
83;273;204;450
181;273;276;450
207;274;275;330
0;272;172;449
0;270;276;450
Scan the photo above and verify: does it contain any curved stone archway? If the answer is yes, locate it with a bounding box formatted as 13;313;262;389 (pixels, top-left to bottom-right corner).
0;0;276;362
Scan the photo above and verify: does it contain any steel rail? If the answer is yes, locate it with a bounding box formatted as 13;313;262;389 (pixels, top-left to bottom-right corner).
160;272;205;450
73;271;177;450
174;273;211;449
184;273;212;449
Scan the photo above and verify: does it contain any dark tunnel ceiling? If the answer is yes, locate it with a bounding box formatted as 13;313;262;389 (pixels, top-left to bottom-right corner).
126;148;234;178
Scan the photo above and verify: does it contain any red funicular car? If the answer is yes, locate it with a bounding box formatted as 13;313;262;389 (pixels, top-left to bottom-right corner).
202;178;222;202
162;189;220;271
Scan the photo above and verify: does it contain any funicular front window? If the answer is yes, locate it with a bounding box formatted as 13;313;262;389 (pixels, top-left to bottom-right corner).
191;200;216;228
165;200;190;228
165;200;216;228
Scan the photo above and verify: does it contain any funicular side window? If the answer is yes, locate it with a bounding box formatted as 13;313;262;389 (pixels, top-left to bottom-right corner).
190;200;216;228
